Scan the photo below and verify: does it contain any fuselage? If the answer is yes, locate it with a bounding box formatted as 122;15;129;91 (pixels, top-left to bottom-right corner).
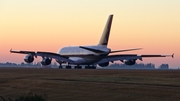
57;45;110;65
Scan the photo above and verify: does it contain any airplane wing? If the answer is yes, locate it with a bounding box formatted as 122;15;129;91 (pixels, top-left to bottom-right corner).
94;54;174;65
10;49;36;55
10;49;74;64
141;54;174;58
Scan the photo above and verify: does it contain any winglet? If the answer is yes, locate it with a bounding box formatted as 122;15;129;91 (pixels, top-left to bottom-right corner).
10;48;12;52
172;53;174;58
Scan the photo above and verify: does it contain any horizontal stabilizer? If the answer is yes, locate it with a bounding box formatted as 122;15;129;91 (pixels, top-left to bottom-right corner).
110;48;142;53
79;46;106;53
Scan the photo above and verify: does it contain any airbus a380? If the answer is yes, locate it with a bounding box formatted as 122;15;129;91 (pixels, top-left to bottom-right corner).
10;14;173;69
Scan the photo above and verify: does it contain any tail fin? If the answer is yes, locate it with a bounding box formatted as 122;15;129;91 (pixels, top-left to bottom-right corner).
98;14;113;47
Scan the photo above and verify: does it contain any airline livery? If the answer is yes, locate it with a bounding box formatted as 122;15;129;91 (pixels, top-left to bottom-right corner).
10;15;173;69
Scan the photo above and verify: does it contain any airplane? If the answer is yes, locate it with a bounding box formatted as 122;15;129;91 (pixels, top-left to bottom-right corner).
10;14;174;69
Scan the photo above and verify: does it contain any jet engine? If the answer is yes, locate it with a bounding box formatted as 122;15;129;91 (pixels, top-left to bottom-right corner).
98;62;109;67
24;54;34;63
124;59;136;66
41;57;52;65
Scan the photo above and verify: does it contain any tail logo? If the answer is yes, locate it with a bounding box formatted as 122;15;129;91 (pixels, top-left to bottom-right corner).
98;15;113;46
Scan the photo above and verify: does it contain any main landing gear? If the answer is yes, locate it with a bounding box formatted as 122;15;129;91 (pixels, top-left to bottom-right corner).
58;63;72;69
59;64;62;69
66;65;72;69
58;64;96;69
74;65;82;69
85;65;96;69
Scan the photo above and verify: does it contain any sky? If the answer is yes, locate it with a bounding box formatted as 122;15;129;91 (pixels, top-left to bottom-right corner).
0;0;180;68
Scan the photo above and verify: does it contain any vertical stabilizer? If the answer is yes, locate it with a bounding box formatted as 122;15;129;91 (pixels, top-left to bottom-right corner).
98;14;113;47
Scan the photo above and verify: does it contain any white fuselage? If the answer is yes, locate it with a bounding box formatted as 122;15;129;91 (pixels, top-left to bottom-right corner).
57;45;110;65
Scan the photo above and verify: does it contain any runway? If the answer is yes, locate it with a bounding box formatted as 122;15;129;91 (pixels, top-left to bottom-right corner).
0;68;180;101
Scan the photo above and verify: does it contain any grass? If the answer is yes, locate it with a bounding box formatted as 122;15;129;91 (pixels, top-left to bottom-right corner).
0;68;180;101
17;92;47;101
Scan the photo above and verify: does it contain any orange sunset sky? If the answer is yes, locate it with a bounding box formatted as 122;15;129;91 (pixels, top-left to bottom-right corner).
0;0;180;68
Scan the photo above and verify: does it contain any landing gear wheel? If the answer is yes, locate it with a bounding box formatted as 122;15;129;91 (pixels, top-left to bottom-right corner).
91;66;96;69
85;66;89;69
85;66;96;69
77;66;82;69
66;66;71;69
74;66;82;69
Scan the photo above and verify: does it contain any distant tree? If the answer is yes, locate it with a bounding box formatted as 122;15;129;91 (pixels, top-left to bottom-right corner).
21;62;25;66
6;62;11;65
146;63;155;69
159;64;169;70
35;62;41;66
53;62;58;66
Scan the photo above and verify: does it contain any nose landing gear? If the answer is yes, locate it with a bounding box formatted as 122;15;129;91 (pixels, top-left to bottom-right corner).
59;64;62;69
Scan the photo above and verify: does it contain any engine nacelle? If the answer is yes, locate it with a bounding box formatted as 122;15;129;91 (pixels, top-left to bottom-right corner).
124;59;136;66
41;57;52;65
98;62;109;67
24;54;34;63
